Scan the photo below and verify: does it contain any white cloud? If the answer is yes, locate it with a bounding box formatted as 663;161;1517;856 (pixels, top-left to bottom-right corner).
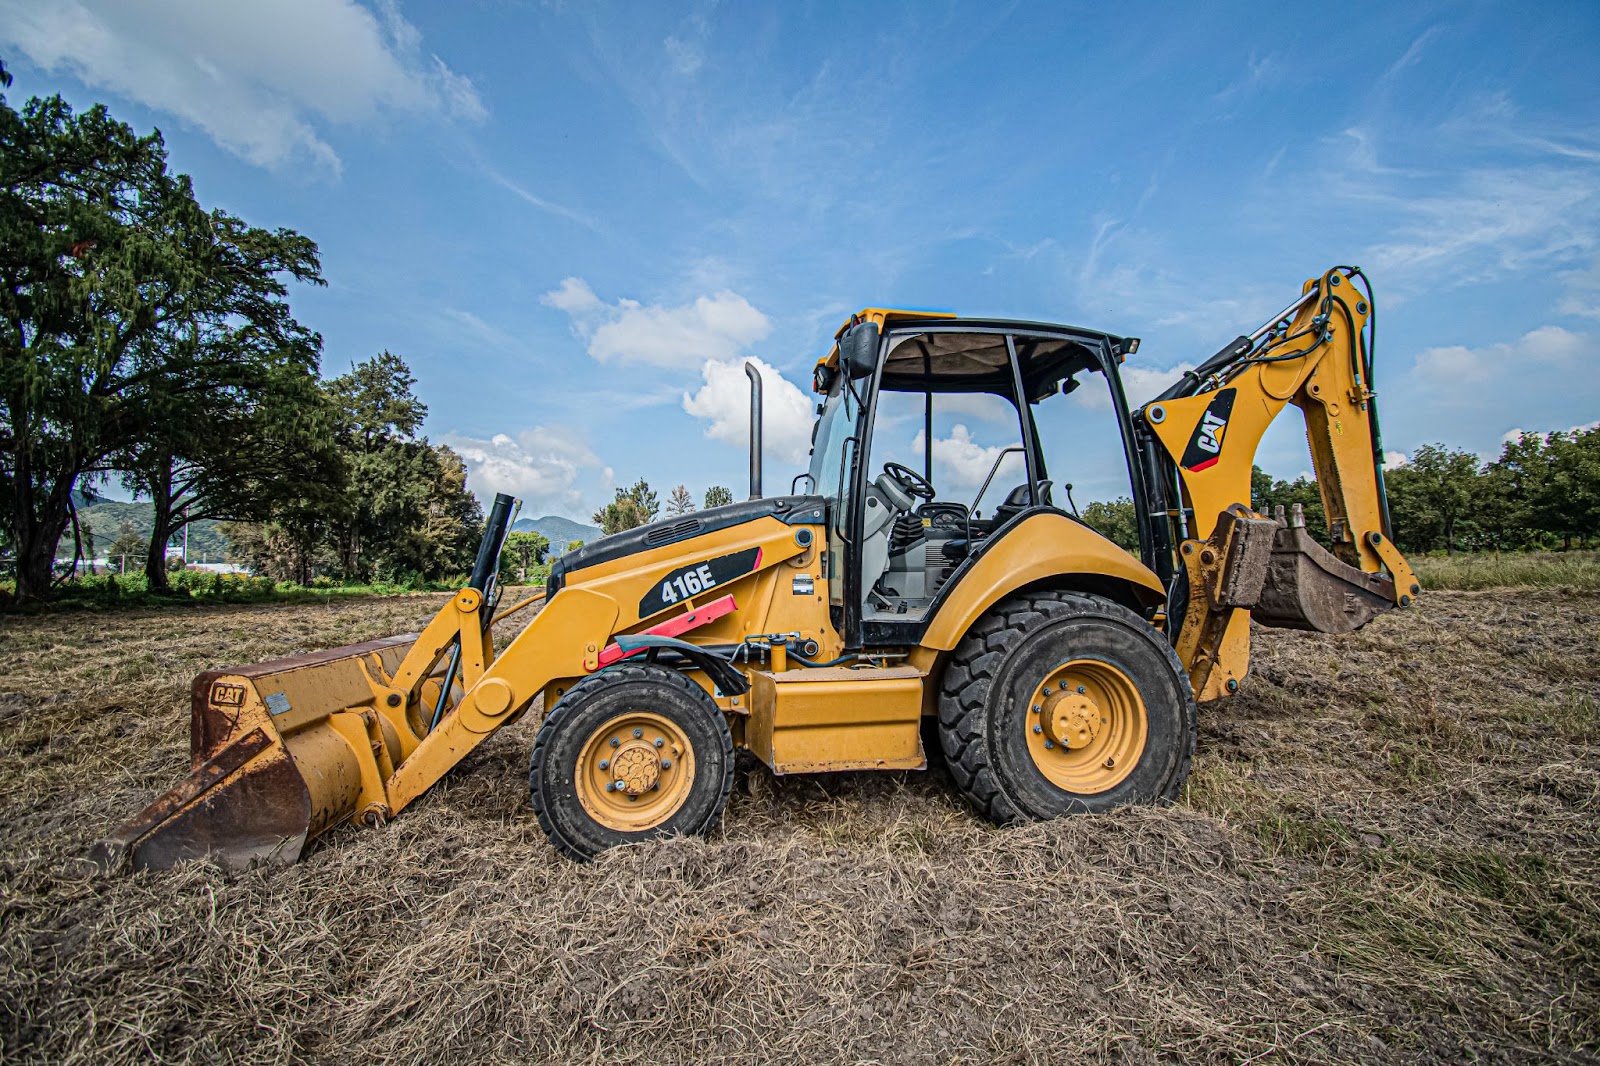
1409;325;1585;396
0;0;483;175
913;424;1025;495
541;279;771;369
1383;451;1407;469
540;277;603;315
1502;421;1600;446
441;427;602;517
1558;257;1600;319
682;357;813;466
1068;361;1195;411
1395;325;1598;456
480;167;602;232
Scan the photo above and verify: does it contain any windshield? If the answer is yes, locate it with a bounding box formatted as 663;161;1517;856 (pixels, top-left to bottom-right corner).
807;377;859;502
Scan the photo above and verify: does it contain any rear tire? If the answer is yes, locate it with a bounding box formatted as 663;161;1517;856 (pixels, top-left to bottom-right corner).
937;590;1196;824
530;663;734;860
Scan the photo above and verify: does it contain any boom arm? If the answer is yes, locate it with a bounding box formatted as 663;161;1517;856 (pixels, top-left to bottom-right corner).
1138;267;1419;700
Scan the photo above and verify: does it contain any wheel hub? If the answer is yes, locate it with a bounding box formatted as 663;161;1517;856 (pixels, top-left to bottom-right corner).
611;744;661;796
1043;692;1101;750
573;711;694;831
1025;659;1148;795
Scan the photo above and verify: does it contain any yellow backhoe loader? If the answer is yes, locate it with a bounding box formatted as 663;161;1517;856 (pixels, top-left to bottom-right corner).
94;266;1418;868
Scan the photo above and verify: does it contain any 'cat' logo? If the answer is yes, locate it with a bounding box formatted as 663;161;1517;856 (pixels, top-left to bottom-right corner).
1179;389;1237;472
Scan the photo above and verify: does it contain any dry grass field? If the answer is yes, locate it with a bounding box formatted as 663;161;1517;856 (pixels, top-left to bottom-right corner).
1;587;1596;1064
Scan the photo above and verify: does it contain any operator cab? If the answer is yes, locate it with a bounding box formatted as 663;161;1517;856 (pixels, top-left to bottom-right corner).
805;312;1147;646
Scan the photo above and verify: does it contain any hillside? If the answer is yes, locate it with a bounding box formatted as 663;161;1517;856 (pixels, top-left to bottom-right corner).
512;514;598;547
68;498;232;563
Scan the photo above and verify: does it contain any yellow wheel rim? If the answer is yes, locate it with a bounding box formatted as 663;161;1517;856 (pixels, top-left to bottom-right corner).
1024;659;1148;795
574;712;697;832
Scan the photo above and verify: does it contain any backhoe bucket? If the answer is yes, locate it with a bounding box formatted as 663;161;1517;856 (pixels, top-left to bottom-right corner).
1254;521;1396;634
90;635;419;873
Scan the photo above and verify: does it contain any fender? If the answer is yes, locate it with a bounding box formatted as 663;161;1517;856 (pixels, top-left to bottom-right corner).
607;634;752;696
920;512;1164;652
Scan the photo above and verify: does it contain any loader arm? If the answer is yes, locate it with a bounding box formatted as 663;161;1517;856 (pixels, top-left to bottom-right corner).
1138;267;1419;700
93;498;813;871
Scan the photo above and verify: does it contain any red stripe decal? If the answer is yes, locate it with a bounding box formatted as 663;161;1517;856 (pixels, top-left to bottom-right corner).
595;594;737;668
1187;456;1220;472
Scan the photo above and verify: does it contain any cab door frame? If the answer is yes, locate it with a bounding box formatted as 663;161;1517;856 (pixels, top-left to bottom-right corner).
843;321;1160;650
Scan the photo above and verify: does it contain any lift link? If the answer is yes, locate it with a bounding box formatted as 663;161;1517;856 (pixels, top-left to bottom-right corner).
1175;505;1278;702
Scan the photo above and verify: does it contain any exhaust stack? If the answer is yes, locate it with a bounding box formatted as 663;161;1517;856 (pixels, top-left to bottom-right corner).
745;361;763;500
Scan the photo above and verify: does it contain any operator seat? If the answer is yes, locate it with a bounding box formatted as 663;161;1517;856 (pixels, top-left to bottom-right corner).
859;472;917;606
989;480;1052;527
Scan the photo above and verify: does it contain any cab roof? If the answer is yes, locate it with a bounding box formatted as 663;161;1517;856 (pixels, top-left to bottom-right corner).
816;308;1137;397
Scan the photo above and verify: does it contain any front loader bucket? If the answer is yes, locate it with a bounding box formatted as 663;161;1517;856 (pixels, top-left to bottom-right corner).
90;635;418;873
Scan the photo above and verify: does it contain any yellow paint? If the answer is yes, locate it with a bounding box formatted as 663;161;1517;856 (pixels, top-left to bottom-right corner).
746;665;925;773
815;306;960;378
1024;659;1147;794
122;268;1422;867
921;512;1165;652
574;711;695;831
1143;270;1392;575
1143;269;1419;696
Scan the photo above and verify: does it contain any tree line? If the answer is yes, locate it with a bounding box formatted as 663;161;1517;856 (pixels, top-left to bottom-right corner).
592;481;733;535
1082;428;1600;555
0;65;479;599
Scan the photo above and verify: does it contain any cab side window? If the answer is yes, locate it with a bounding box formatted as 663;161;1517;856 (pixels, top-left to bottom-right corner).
1029;362;1140;550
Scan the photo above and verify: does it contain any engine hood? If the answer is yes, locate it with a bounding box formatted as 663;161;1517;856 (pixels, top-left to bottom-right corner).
545;495;826;594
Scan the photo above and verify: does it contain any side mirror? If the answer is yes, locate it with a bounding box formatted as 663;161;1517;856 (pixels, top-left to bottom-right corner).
839;321;880;379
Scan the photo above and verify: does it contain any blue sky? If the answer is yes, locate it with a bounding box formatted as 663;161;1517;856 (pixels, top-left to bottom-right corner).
4;1;1599;520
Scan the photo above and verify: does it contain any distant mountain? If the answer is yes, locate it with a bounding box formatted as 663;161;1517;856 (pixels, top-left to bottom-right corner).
513;514;599;547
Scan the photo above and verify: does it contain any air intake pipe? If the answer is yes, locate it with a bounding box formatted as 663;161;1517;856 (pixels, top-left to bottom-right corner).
745;361;763;499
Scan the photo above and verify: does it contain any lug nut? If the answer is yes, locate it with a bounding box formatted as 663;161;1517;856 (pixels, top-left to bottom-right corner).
1077;686;1086;694
627;794;638;802
610;738;620;748
605;782;616;792
654;737;664;747
1059;681;1068;690
633;728;643;738
1045;740;1055;749
1031;705;1041;714
661;759;672;769
1033;724;1042;734
616;779;626;790
599;759;609;770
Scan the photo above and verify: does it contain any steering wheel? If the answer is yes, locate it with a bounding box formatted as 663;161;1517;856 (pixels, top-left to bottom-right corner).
883;462;935;501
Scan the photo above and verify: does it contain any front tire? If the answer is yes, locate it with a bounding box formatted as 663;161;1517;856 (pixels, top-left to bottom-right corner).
937;590;1196;824
530;663;734;860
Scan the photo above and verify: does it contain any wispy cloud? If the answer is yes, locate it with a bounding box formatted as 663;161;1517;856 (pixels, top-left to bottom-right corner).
1380;25;1443;83
0;0;483;176
480;163;605;233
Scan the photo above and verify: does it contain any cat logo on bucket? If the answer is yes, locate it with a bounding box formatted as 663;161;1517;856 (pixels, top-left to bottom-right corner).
1180;388;1237;472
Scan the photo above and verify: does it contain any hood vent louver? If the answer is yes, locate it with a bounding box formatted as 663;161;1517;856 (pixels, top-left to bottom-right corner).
644;518;703;548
